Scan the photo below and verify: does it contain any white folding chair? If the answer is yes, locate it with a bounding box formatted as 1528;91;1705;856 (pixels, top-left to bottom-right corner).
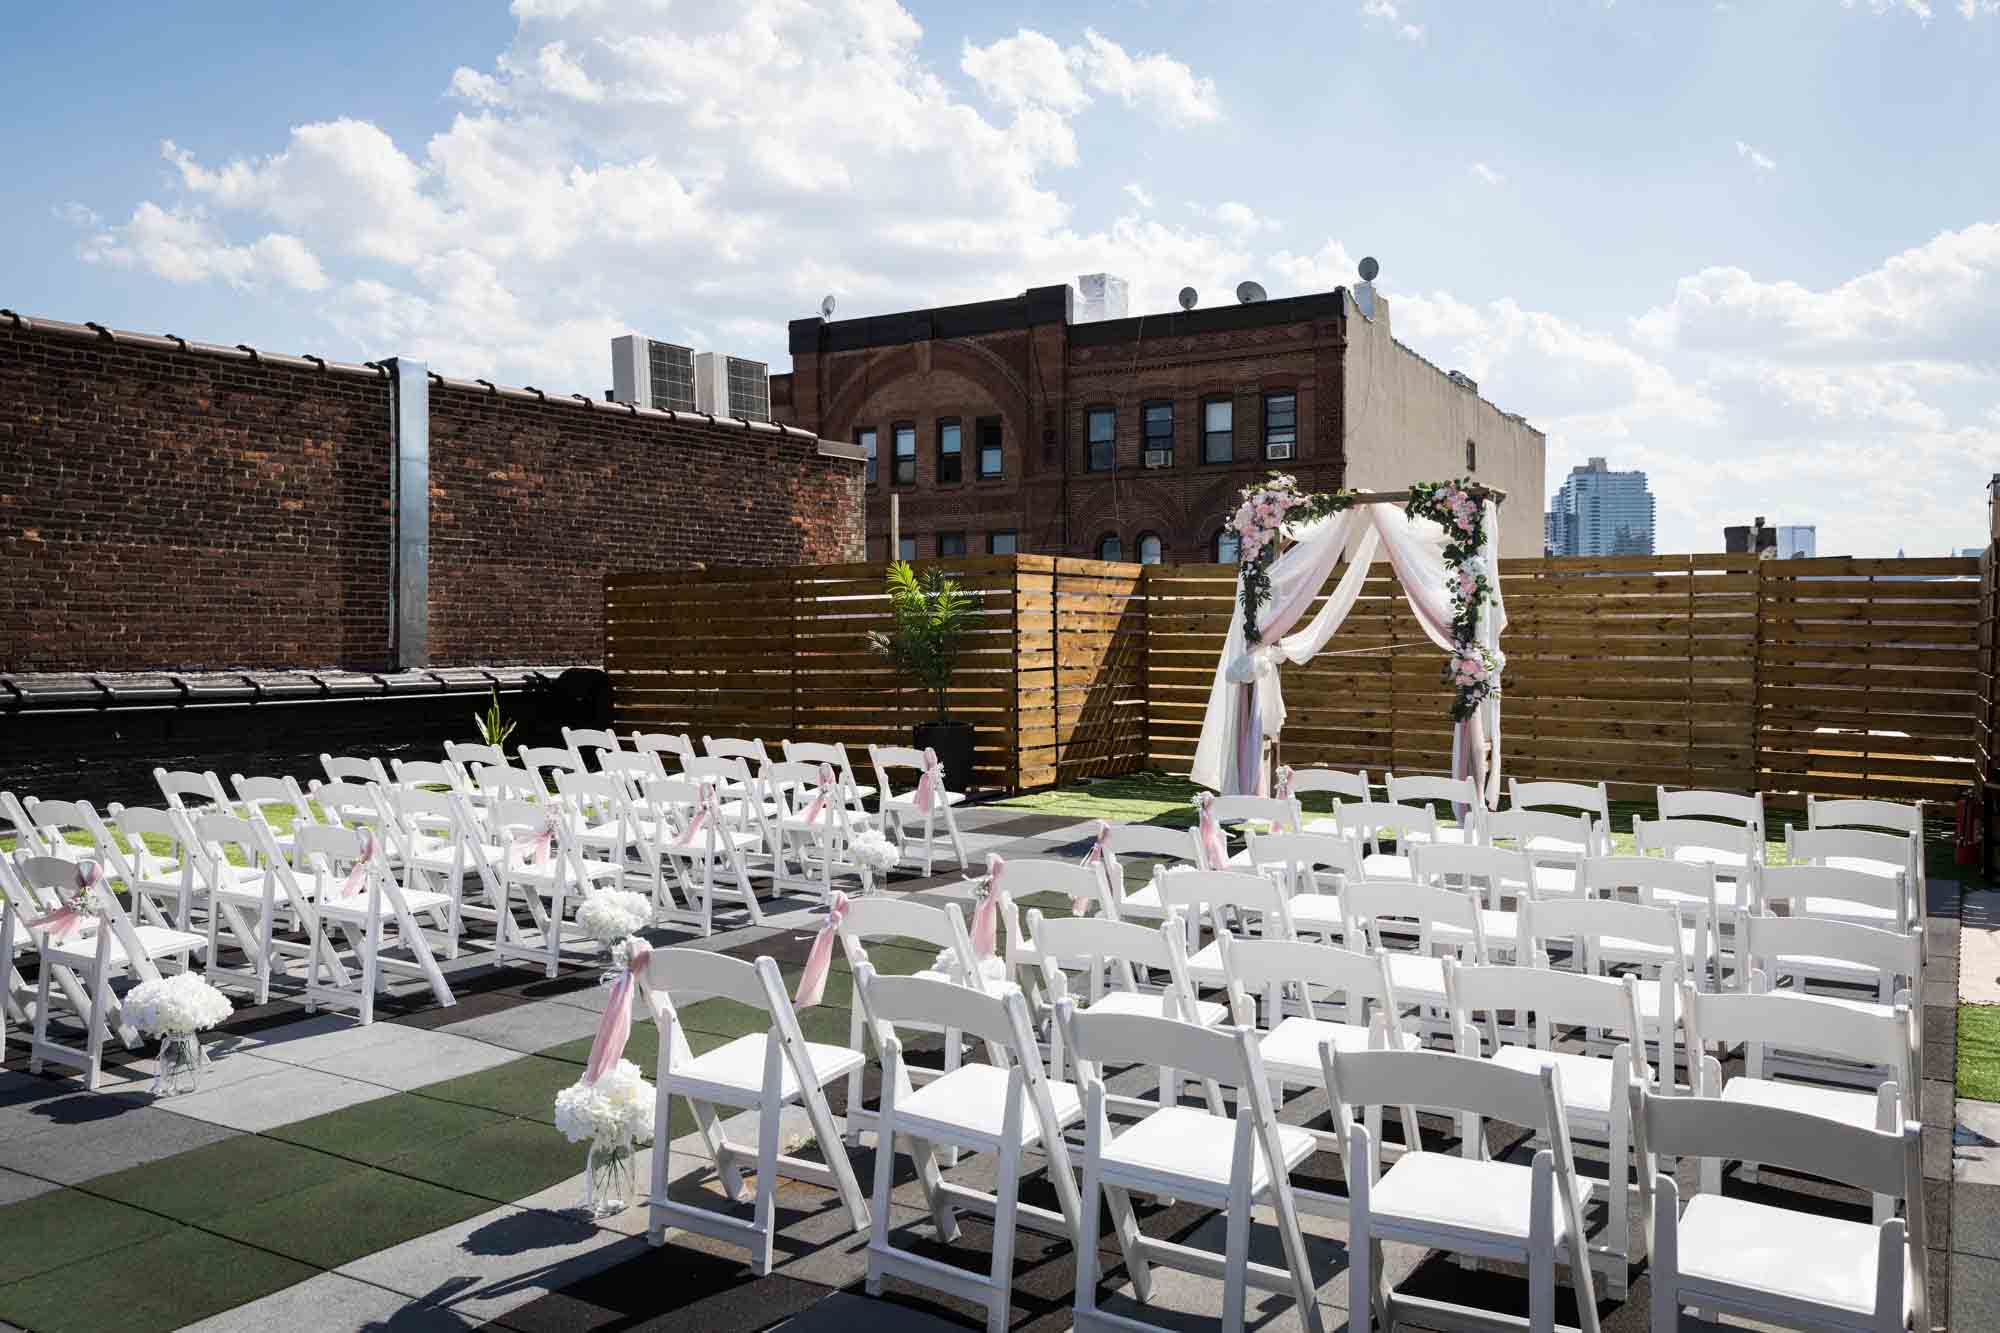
1447;961;1649;1297
1333;800;1437;880
154;767;233;823
561;725;622;772
1741;910;1924;1092
1411;842;1534;960
703;734;775;769
2;791;70;860
1095;824;1203;925
1207;795;1302;863
780;740;877;811
320;753;391;787
443;741;508;804
992;859;1109;1012
16;796;111;869
767;760;877;898
1341;877;1488;1044
9;853;207;1088
1789;825;1924;946
1327;1046;1599;1333
1153;868;1298;997
1242;830;1357;944
1632;1083;1926;1331
869;743;968;875
629;730;696;777
1031;911;1227;1120
1387;772;1486;845
1684;982;1917;1220
1061;1003;1324;1333
1521;896;1687;1082
1509;779;1612;855
858;965;1085;1333
1636;815;1762;981
597;750;667;802
1291;766;1372;837
1809;797;1928;954
554;769;647;870
373;786;488;958
1657;786;1765;843
682;755;784;880
1488;808;1595;902
1759;862;1912;1001
389;756;476;798
308;777;385;833
518;745;583;795
99;805;202;931
475;796;621;976
636;778;767;936
646;948;869;1274
228;772;317;861
191;813;313;1004
296;822;454;1023
1575;854;1719;986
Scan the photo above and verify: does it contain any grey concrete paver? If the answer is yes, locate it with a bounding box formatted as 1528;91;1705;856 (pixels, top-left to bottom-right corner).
153;1061;388;1132
174;1272;482;1332
1954;1098;2000;1184
436;997;608;1053
0;1166;57;1206
0;1102;239;1184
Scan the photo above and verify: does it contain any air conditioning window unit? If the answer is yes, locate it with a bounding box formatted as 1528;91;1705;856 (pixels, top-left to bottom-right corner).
1144;448;1173;469
1266;442;1294;461
694;352;770;422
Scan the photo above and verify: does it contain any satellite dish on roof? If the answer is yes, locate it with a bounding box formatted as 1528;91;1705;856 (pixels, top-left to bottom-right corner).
1235;281;1267;304
1358;256;1380;282
820;294;837;319
1177;286;1199;311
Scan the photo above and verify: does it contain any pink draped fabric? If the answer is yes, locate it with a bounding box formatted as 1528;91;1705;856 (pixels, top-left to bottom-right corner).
27;861;102;943
912;748;942;812
1077;820;1116;914
338;830;378;898
970;855;1002;960
1371;506;1489;806
793;891;850;1007
513;816;556;865
1274;766;1294;801
674;787;719;848
800;762;836;825
584;940;653;1084
1194;793;1228;870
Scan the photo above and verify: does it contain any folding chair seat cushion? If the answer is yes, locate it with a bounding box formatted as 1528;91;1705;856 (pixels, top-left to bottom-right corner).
673;1032;864;1102
1301;816;1342;838
1599;924;1705;963
1406;826;1477;848
1673;1194;1915;1319
895;1062;1083;1145
508;850;626;883
1672;846;1751;872
318;885;454;920
884;787;967;809
1801;896;1899;928
1102;1105;1316;1197
1077;988;1227;1026
1369;1152;1590;1246
1719;1076;1880;1131
1434;908;1520;948
1286;895;1346;933
1259;1015;1419;1079
661;829;764;857
204;864;275;903
1824;856;1902;882
1362;851;1412;879
1488;1046;1620;1118
408;832;504;869
46;924;206;970
1383;951;1446;998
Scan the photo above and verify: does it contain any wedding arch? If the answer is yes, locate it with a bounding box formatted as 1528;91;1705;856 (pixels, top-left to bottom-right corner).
1190;474;1509;802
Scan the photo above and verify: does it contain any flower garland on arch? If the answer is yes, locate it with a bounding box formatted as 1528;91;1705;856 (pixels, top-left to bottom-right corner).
1230;473;1500;723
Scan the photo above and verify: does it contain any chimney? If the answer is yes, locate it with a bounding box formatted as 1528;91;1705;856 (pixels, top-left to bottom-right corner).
1075;273;1129;323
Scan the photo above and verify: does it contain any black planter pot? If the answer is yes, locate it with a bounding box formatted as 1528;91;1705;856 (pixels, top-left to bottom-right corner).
912;719;976;794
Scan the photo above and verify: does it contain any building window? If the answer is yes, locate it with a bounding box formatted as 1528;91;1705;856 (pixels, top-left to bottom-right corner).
1263;391;1296;458
892;423;916;486
937;531;967;557
897;535;916;561
1096;532;1122;562
1202;397;1233;464
937;418;962;485
857;427;877;486
1213;529;1241;564
988;530;1018;555
1087;407;1116;471
1142;401;1173;462
1466;438;1477;472
977;417;1003;478
1137;532;1163;565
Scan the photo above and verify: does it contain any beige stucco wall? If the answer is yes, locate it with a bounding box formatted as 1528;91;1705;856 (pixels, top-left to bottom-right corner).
1341;294;1546;558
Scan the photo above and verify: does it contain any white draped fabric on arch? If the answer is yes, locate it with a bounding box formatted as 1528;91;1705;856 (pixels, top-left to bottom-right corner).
1189;497;1507;802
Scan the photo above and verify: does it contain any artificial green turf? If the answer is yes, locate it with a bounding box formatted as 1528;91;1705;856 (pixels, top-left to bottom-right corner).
387;1116;601;1204
270;1090;509;1165
88;1134;351;1222
0;1223;317;1333
0;1188;176;1283
409;1053;587;1124
1958;1005;2000;1102
203;1166;490;1271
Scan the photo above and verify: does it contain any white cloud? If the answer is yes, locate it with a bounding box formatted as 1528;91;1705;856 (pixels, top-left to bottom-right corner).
959;26;1219;127
1361;0;1425;42
1843;0;1934;18
1123;182;1154;209
1470;162;1504;186
1192;200;1276;235
71;201;328;292
1071;28;1221;126
960;30;1088;112
1734;139;1777;172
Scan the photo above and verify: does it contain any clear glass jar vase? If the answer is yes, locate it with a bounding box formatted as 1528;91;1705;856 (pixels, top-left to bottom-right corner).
584;1138;637;1217
152;1031;205;1097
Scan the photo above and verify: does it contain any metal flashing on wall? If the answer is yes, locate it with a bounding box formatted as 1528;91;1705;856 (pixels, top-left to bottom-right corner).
384;357;430;670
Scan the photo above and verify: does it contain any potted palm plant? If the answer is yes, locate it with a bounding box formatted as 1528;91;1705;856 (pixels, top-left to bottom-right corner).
868;561;976;791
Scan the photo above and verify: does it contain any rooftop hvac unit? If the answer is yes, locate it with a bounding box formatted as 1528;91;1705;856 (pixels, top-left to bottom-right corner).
1266;442;1294;461
1144;448;1173;469
609;335;696;412
695;352;770;422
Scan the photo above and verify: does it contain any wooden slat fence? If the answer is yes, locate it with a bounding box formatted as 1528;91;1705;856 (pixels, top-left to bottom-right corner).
609;552;1983;804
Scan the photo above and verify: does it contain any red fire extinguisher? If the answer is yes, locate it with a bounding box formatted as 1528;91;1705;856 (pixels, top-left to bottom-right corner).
1957;788;1982;867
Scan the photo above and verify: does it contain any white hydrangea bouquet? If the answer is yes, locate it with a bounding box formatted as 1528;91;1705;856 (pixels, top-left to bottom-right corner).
555;1057;658;1217
850;828;900;875
123;971;233;1097
577;889;653;948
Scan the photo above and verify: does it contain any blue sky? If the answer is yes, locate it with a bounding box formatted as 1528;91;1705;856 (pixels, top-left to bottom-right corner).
3;0;1995;555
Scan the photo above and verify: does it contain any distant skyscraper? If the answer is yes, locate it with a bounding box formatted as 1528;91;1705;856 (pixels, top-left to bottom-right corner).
1545;457;1656;556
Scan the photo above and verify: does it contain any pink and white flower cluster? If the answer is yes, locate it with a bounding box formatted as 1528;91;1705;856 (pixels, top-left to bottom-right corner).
1230;475;1302;563
1436;484;1481;535
1451;650;1497;689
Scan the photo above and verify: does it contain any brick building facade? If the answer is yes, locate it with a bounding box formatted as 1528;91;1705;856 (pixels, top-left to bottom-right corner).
772;282;1545;563
1;312;864;674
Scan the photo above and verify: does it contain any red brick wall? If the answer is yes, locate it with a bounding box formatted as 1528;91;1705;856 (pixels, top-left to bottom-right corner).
1;320;861;673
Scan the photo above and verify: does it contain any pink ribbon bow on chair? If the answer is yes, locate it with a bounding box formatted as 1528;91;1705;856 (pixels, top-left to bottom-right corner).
27;861;104;944
1194;792;1228;871
337;830;378;898
1076;821;1116;915
673;786;721;849
794;891;851;1008
970;855;1002;961
912;748;942;813
1274;766;1294;801
513;815;557;866
583;939;654;1085
800;763;836;825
